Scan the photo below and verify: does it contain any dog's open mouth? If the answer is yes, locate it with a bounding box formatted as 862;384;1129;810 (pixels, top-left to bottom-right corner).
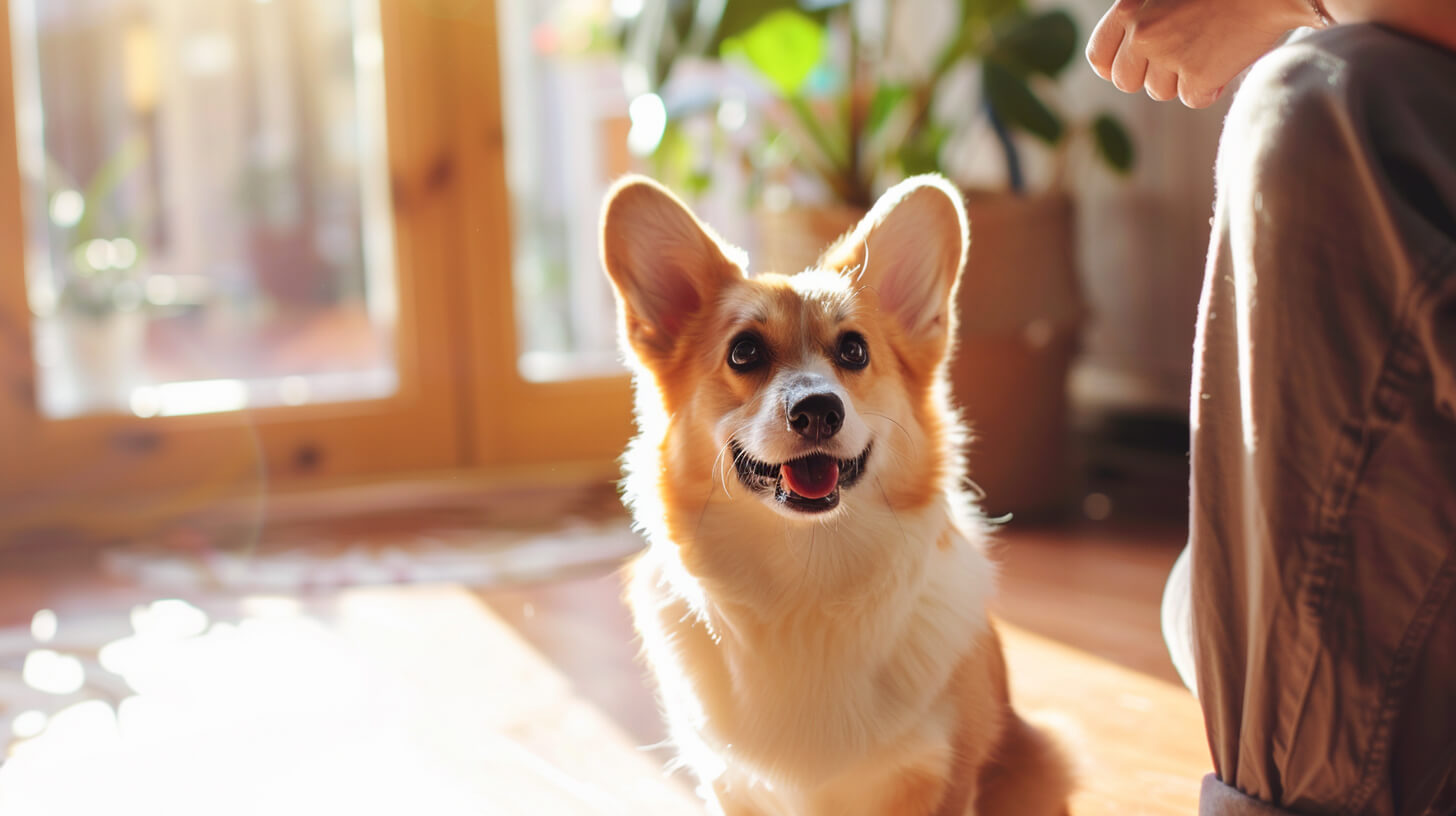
730;442;871;513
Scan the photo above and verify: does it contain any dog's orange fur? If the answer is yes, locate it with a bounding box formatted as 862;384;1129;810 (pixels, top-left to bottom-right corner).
601;174;1071;815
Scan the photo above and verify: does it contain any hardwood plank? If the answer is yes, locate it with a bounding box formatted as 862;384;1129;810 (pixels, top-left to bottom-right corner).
331;586;702;814
0;585;703;815
993;522;1188;684
999;621;1208;816
0;504;1205;814
483;528;1212;816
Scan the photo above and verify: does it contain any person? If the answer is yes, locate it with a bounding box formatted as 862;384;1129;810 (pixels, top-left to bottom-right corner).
1085;1;1456;814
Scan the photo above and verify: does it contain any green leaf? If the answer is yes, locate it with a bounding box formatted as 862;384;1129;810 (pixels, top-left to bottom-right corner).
787;94;848;178
713;0;846;46
936;0;1015;67
983;61;1063;144
898;124;949;176
720;9;827;97
936;0;1030;87
959;0;1026;27
76;133;148;243
989;10;1078;78
1092;113;1135;173
647;120;695;189
865;84;909;138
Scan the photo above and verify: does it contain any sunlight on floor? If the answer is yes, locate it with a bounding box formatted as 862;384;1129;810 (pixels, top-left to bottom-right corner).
0;587;700;815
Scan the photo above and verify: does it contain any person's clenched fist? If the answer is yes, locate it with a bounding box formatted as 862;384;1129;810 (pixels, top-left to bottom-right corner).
1085;0;1326;107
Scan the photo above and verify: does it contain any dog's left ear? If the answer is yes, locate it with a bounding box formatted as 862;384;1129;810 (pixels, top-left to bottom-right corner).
822;175;968;352
600;175;744;366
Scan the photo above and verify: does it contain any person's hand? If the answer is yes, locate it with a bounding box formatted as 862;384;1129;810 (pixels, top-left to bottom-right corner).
1085;0;1325;108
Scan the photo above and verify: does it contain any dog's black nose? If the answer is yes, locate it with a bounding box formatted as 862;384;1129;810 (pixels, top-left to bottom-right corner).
788;393;844;442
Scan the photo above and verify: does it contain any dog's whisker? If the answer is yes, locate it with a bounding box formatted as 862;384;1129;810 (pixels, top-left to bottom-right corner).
691;477;716;544
795;521;818;602
874;436;917;471
713;440;734;498
732;446;753;488
864;411;915;452
874;475;910;551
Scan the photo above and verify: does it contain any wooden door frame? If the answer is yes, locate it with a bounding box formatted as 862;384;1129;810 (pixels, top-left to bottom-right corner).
443;0;634;470
0;0;635;538
0;0;473;531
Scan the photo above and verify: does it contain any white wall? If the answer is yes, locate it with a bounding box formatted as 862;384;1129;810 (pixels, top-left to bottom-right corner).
1055;0;1233;418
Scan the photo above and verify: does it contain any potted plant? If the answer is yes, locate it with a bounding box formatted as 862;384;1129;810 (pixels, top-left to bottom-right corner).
608;0;1134;516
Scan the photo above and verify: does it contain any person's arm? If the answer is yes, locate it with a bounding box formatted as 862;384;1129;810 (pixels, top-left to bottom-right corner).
1084;0;1324;107
1086;0;1456;107
1323;0;1456;51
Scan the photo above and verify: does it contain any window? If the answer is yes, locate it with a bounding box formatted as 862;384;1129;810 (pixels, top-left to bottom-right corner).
14;0;398;420
0;0;633;532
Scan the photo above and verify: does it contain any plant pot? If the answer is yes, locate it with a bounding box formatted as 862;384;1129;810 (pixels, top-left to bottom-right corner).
755;191;1084;518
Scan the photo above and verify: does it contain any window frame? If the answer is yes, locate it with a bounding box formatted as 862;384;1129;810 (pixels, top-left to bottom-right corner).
443;1;634;469
0;0;634;535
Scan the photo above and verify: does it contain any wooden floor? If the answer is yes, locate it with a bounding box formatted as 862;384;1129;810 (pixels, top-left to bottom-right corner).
0;490;1208;813
993;519;1190;684
479;516;1207;814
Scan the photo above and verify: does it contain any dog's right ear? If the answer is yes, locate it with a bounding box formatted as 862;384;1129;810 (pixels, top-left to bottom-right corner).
600;176;743;365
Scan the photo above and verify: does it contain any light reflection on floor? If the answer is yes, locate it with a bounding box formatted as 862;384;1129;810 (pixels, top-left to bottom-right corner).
0;517;645;762
0;517;662;815
0;595;492;815
2;581;709;815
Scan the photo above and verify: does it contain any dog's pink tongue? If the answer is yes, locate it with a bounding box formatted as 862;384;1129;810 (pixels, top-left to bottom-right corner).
781;455;839;500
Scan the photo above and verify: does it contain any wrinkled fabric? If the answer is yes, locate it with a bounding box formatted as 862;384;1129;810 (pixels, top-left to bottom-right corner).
1178;24;1456;816
1203;774;1307;816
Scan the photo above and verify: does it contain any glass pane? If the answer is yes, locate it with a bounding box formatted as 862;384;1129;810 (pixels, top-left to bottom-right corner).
497;1;755;383
498;0;627;383
9;0;397;419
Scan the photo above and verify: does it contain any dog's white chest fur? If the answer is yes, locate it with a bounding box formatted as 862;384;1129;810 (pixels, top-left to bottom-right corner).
629;500;994;807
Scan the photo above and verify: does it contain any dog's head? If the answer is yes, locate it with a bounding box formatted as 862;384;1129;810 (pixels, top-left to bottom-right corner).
601;175;967;525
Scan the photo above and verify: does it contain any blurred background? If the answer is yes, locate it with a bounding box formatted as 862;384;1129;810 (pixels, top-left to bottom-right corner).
0;0;1233;813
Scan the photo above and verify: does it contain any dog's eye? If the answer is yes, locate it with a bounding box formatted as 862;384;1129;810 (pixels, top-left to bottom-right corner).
728;335;764;371
837;333;869;370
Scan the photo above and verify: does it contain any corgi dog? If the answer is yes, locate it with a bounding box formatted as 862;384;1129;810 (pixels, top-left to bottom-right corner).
600;174;1071;816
